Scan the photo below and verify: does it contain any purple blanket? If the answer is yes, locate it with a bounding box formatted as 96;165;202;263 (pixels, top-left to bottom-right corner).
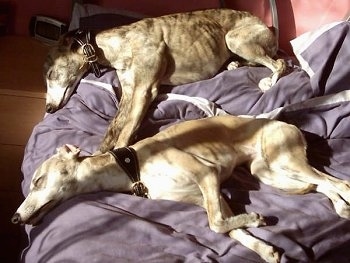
20;22;350;262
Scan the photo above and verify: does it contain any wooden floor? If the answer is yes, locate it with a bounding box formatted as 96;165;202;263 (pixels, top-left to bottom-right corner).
0;36;48;262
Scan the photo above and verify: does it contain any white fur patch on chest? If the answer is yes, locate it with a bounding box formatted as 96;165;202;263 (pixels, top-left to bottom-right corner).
140;160;202;202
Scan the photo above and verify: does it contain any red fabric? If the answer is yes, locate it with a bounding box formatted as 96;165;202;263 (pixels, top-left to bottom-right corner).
226;0;350;54
97;0;219;16
8;0;350;54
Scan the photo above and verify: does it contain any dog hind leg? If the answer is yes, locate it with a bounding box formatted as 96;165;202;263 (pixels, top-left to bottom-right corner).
254;154;350;218
250;158;316;194
275;165;350;219
225;27;286;92
271;161;350;218
316;183;350;218
312;168;350;218
255;123;350;218
312;168;350;201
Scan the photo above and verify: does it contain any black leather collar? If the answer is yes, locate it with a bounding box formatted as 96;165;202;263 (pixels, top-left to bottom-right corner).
109;147;149;198
73;30;101;78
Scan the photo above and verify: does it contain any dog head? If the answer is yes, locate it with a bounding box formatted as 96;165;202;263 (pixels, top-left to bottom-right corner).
44;31;89;113
12;144;82;225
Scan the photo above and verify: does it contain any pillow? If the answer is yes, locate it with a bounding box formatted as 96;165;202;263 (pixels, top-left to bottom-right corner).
290;21;350;95
290;21;343;77
69;3;148;31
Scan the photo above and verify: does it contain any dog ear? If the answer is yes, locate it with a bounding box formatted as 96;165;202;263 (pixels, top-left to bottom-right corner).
56;144;81;159
58;32;74;47
58;30;80;51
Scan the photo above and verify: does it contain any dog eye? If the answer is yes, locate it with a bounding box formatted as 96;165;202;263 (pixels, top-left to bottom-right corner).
33;176;45;188
33;175;46;188
46;69;54;80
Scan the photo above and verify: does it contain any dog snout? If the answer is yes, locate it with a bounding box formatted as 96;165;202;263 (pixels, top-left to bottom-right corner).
11;213;22;225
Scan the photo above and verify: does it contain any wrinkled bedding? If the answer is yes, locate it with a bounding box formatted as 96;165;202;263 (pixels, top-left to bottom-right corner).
20;22;350;262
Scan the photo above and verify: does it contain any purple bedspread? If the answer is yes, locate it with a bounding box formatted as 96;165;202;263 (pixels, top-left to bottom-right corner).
20;22;350;262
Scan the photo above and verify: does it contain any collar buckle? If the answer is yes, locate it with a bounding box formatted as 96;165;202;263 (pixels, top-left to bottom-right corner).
109;147;149;198
132;182;149;198
73;30;101;78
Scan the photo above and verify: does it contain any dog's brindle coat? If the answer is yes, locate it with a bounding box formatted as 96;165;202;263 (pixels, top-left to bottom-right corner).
12;116;350;263
44;9;286;152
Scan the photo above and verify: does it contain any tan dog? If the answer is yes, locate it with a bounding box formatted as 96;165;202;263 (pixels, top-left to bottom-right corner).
43;9;286;152
12;116;350;262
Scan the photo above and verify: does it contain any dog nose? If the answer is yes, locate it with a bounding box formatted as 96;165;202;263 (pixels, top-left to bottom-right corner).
11;213;22;224
46;104;55;113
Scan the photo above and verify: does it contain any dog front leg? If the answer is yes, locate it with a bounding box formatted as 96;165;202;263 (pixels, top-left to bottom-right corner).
198;169;276;261
229;229;280;263
100;81;134;151
100;79;160;151
194;165;265;233
118;82;159;147
100;43;167;151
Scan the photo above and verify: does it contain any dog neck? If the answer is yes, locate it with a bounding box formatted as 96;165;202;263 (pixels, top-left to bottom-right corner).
75;152;134;194
73;30;111;76
109;147;149;198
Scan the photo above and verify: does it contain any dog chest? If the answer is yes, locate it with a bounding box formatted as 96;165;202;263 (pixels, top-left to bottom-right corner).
140;158;203;204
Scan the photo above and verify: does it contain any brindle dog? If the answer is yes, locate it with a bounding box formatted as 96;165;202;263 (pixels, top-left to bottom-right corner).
44;9;286;152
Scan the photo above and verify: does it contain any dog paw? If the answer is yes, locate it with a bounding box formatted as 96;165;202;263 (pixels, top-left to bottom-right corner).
335;200;350;219
210;212;266;233
338;181;350;202
227;61;240;70
262;248;280;263
246;212;266;228
258;77;273;92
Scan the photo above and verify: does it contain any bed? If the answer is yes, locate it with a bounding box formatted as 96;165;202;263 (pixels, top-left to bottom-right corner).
19;2;350;263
